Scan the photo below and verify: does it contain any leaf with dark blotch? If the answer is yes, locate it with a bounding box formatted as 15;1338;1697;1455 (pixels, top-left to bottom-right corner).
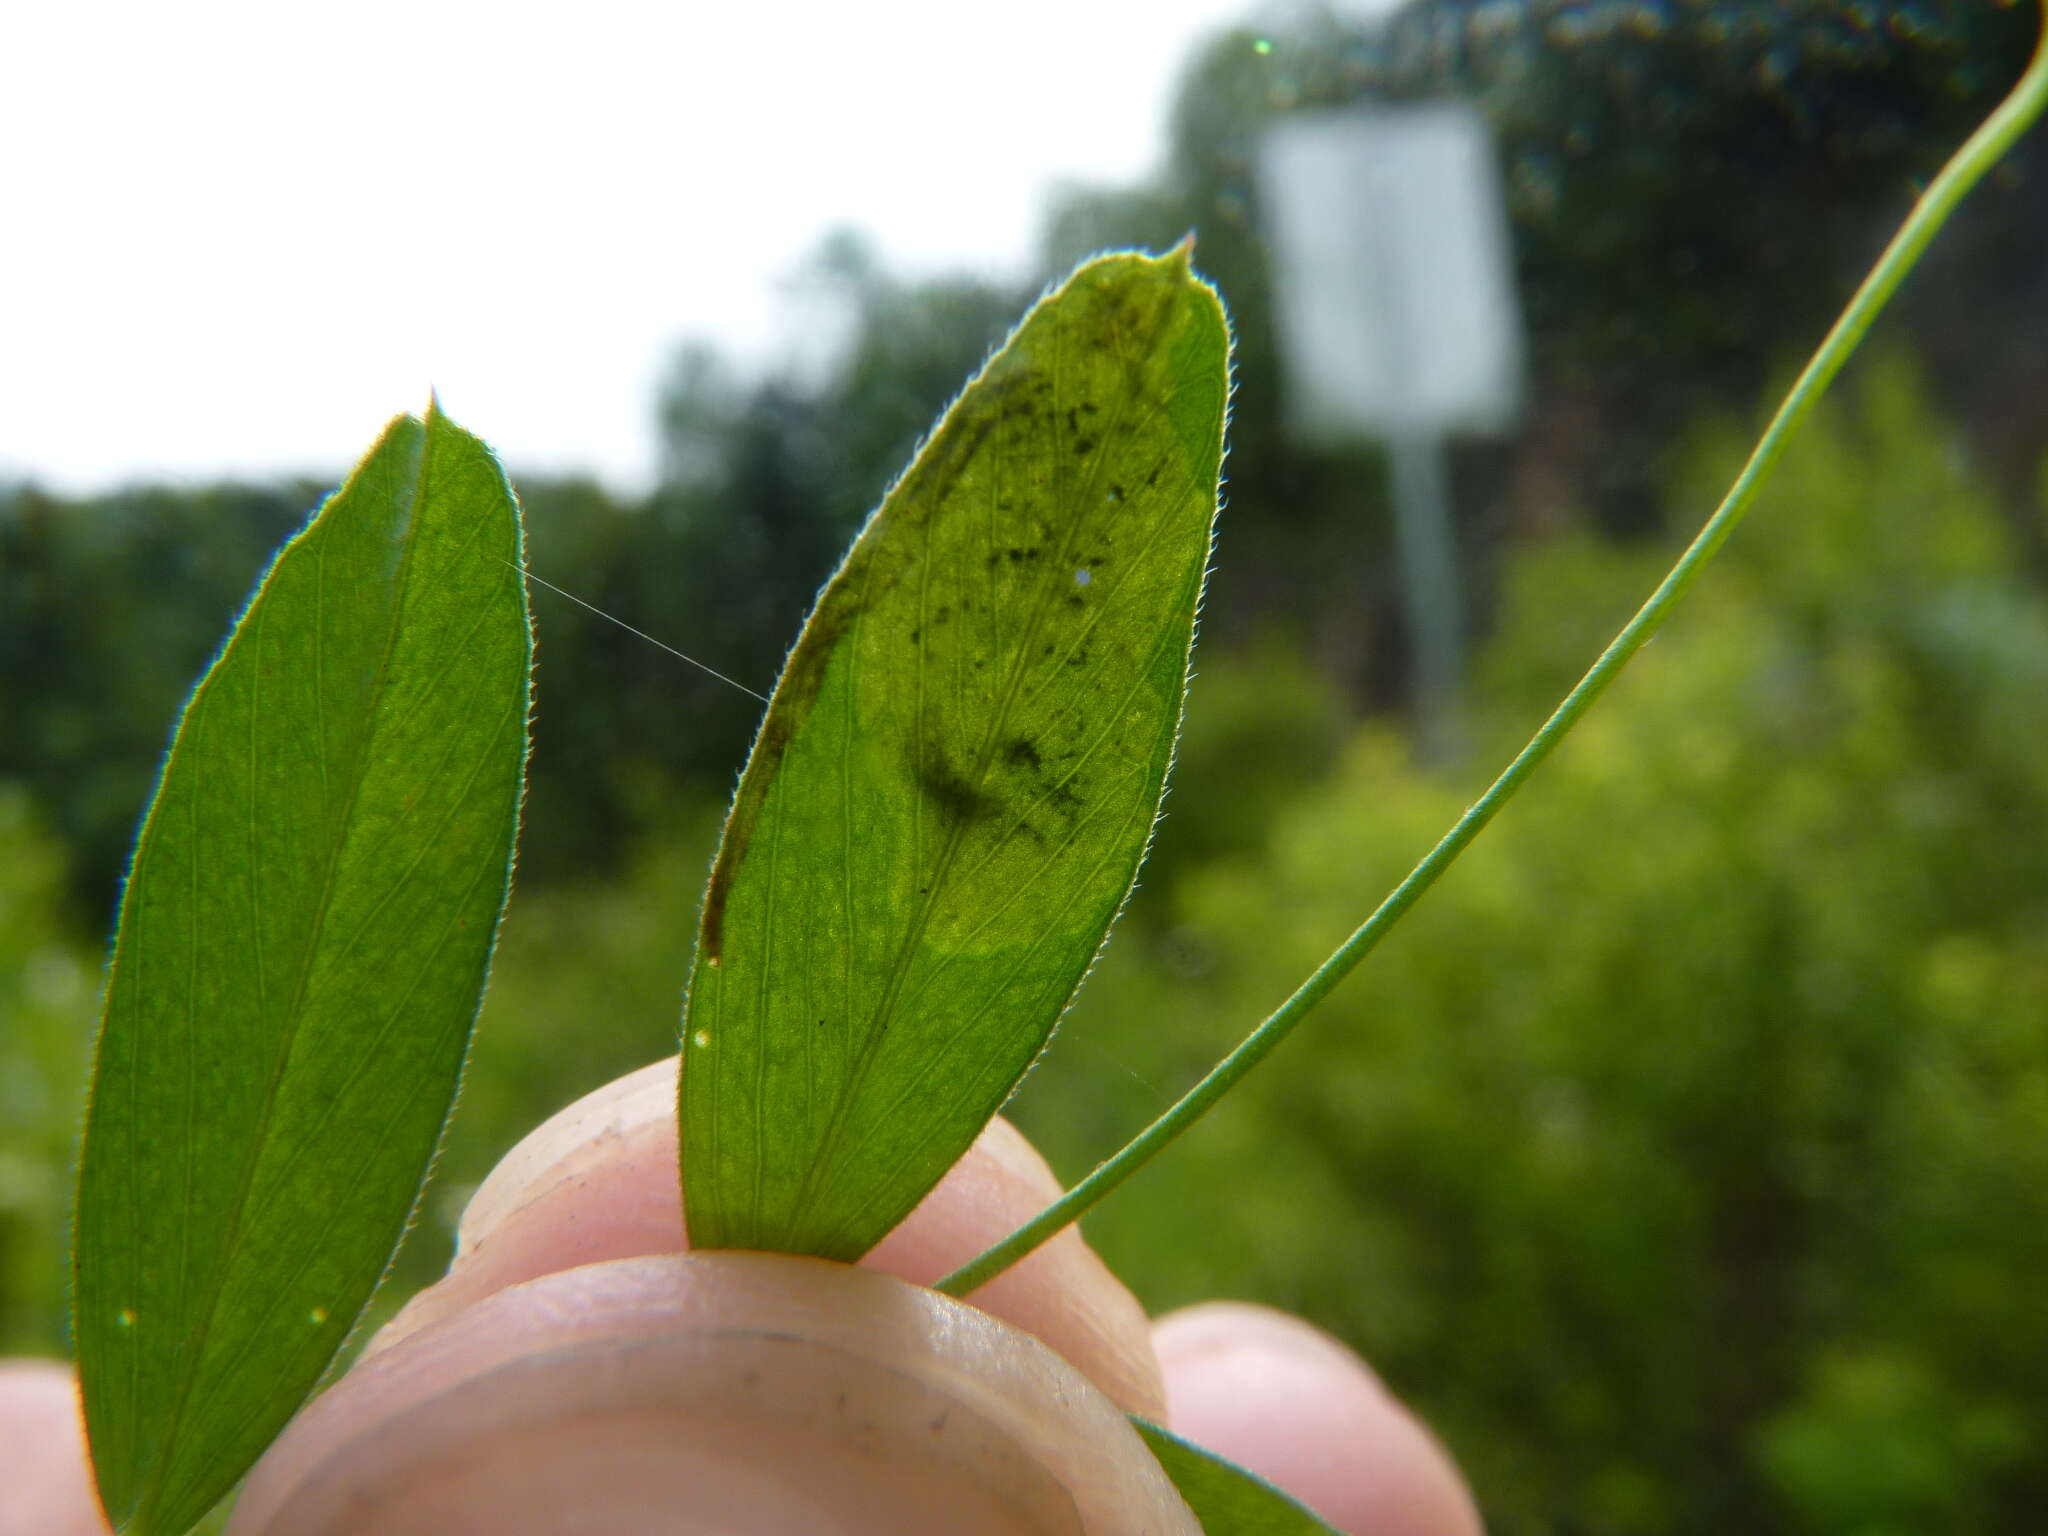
1135;1419;1344;1535
73;406;531;1534
681;247;1230;1259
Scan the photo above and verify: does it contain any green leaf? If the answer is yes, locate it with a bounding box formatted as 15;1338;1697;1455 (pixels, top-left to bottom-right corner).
1135;1419;1343;1535
73;407;531;1535
681;247;1229;1258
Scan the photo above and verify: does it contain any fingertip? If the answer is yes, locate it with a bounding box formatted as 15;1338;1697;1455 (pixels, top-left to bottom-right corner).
365;1058;685;1357
451;1057;681;1262
1153;1304;1482;1536
867;1115;1166;1423
371;1059;1164;1421
0;1360;110;1536
233;1255;1196;1536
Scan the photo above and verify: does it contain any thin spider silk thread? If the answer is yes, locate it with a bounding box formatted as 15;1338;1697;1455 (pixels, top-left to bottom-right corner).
505;559;769;704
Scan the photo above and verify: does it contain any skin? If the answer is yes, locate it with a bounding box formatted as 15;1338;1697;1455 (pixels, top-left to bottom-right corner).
0;1058;1482;1535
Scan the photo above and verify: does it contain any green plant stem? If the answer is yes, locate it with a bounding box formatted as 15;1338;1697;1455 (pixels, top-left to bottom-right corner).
936;6;2048;1300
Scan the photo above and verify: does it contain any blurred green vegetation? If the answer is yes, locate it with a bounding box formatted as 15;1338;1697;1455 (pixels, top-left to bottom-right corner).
7;1;2041;926
1009;359;2048;1532
5;359;2043;1531
0;790;98;1357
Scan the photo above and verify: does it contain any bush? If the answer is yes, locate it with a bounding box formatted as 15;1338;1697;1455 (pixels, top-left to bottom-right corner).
0;790;100;1355
9;356;2040;1530
1011;357;2048;1532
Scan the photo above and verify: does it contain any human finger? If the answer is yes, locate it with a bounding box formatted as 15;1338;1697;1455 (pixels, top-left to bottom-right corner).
367;1055;1163;1420
1153;1303;1482;1536
0;1360;109;1536
228;1252;1195;1535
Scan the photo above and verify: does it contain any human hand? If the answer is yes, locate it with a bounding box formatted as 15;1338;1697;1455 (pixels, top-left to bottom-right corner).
3;1058;1481;1534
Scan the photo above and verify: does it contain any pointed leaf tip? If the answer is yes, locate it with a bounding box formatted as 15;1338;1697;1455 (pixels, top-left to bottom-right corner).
74;409;531;1534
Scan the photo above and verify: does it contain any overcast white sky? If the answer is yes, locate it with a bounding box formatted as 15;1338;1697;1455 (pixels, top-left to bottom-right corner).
2;0;1391;494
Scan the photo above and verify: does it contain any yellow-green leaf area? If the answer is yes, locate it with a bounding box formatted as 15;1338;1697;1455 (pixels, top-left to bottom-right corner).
682;248;1230;1259
73;407;531;1534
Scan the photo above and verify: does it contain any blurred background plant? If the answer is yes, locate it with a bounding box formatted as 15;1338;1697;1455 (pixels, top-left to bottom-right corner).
5;1;2045;1530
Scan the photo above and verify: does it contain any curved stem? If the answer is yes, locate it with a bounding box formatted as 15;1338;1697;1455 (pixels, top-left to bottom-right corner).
937;7;2048;1300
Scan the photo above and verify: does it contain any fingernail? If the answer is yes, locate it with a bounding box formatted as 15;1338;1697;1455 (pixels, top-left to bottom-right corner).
232;1254;1198;1536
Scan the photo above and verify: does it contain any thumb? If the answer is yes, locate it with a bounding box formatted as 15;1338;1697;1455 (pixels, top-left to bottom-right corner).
227;1252;1197;1536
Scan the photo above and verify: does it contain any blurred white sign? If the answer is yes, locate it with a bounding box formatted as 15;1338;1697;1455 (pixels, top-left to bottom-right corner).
1260;104;1524;439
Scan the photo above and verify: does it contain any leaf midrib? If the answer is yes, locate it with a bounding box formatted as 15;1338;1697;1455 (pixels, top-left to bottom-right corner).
186;707;522;1473
814;577;1196;1252
134;426;436;1527
781;314;1161;1243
